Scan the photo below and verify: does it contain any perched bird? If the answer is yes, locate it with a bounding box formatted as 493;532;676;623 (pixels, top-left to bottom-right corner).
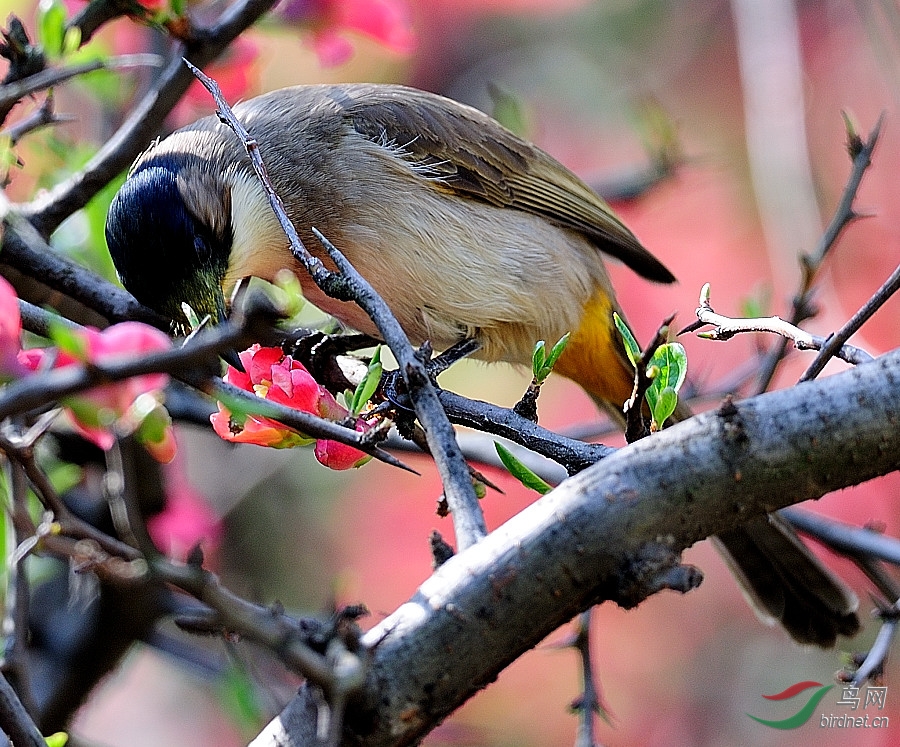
106;82;858;646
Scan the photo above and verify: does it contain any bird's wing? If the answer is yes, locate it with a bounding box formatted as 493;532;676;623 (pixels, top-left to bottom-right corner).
337;84;675;284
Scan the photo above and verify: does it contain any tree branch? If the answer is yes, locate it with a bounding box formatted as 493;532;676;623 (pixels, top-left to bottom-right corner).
254;349;900;745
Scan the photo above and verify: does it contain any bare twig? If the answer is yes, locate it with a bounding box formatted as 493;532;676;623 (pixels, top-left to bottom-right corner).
0;54;163;111
153;559;367;697
185;61;487;549
437;389;613;475
851;616;897;687
0;672;45;747
754;115;883;393
2;93;75;144
569;610;607;747
799;261;900;381
780;508;900;566
694;283;873;364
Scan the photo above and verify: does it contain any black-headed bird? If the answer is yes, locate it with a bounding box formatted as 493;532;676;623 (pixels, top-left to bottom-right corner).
105;83;858;646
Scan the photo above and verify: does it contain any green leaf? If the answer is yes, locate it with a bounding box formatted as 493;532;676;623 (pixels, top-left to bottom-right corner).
37;0;67;58
218;665;264;734
348;346;382;416
613;313;640;368
644;342;687;429
47;320;88;360
46;461;83;496
544;333;570;371
181;302;202;330
531;333;570;384
132;396;171;445
272;269;306;319
62;25;81;57
45;732;69;747
494;442;552;495
488;83;530;137
531;340;546;378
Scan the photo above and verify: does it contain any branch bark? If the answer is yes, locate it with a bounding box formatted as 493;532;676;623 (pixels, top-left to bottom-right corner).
253;348;900;746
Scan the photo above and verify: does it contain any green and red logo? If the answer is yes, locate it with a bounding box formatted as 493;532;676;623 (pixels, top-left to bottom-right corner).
747;681;834;729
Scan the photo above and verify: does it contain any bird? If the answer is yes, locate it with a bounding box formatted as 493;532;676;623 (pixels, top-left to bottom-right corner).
105;82;859;646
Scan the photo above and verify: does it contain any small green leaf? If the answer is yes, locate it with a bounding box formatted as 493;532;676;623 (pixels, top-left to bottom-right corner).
531;340;546;378
644;342;687;429
740;285;771;319
132;396;171;445
44;732;68;747
46;461;83;496
218;664;264;734
652;387;678;427
531;334;570;384
348;346;382;416
495;442;552;495
613;313;641;368
170;0;185;16
62;26;81;57
37;0;67;58
181;302;202;330
273;269;306;319
544;333;570;370
47;320;88;360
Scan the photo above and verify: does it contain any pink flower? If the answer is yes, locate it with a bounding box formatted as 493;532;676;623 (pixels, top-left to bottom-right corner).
211;344;372;469
279;0;416;66
148;459;222;562
0;276;27;378
1;277;175;458
47;323;173;454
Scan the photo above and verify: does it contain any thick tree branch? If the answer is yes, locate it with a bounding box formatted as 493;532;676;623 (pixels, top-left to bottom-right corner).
254;349;900;746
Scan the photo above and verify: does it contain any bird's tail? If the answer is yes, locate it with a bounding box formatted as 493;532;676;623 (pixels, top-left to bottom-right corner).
556;288;859;646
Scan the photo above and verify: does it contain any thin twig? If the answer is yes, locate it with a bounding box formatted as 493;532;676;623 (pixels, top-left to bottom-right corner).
2;93;75;144
0;672;45;747
780;508;900;566
799;261;900;381
0;54;163;111
570;609;607;747
694;283;873;364
851;617;897;687
754;115;883;393
185;61;487;549
153;558;367;696
437;389;613;475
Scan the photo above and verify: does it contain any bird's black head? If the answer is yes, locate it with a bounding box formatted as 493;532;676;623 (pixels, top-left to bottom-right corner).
106;155;232;332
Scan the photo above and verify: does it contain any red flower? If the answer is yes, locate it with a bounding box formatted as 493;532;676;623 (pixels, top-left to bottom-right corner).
211;344;372;469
